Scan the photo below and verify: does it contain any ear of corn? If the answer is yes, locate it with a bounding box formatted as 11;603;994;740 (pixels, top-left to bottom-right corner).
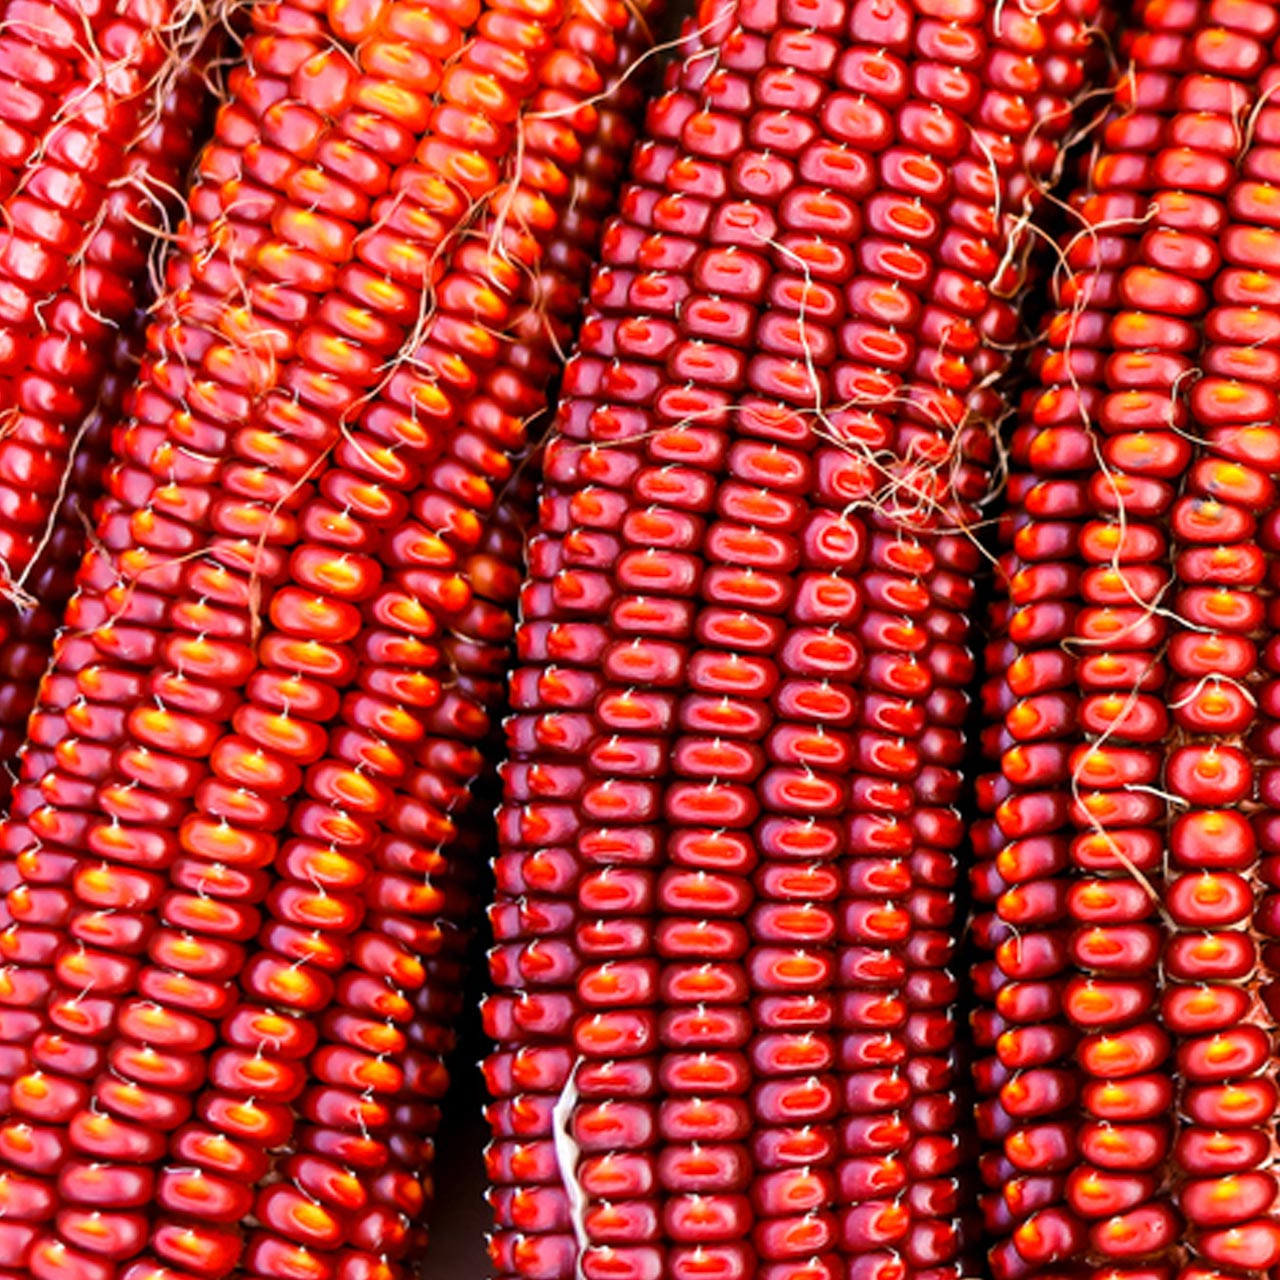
0;12;214;811
485;0;1119;1276
0;0;215;571
975;3;1280;1279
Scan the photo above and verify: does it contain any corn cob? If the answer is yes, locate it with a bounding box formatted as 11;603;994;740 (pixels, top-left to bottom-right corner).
102;4;566;1258
0;40;212;808
974;3;1280;1279
637;0;995;1272
1160;49;1280;1280
486;0;1119;1278
0;327;134;803
834;2;1105;1279
0;0;214;592
17;1;1280;1279
0;31;215;1141
0;1;493;1274
971;14;1179;1258
480;17;659;1276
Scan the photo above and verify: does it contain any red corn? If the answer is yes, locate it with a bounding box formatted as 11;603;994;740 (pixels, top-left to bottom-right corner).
1163;48;1280;1280
571;9;799;1273
0;47;210;810
488;0;1117;1276
0;0;390;1142
0;2;492;1274
0;51;214;1122
975;3;1280;1279
13;0;1280;1276
830;0;1105;1276
0;329;134;806
480;15;662;1271
0;0;214;587
138;6;657;1273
